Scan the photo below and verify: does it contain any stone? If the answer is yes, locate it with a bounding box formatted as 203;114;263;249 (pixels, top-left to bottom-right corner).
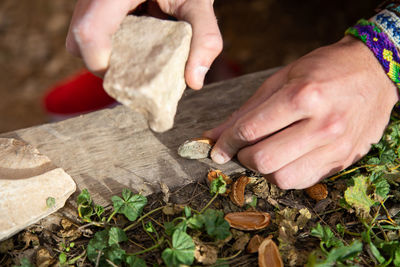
0;138;76;241
103;15;192;132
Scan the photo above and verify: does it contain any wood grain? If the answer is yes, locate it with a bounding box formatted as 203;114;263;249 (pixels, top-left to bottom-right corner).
1;69;279;205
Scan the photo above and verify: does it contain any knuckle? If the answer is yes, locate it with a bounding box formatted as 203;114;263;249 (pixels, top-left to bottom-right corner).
252;151;274;174
271;170;296;190
320;117;346;138
336;140;353;158
289;82;323;114
201;33;223;55
234;121;257;142
73;23;96;46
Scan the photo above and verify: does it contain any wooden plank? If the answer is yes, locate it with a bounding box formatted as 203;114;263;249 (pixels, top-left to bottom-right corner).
1;69;278;205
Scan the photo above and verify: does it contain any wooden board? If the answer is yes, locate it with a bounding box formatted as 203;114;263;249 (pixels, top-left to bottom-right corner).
1;69;278;205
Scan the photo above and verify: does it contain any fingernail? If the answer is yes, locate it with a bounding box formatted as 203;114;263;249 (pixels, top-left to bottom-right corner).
211;150;227;164
193;65;209;88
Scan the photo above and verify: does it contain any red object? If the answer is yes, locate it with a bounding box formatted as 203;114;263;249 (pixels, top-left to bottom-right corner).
43;70;116;116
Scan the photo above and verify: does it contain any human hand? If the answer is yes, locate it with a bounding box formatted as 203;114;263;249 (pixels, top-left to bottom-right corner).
204;35;399;189
66;0;222;89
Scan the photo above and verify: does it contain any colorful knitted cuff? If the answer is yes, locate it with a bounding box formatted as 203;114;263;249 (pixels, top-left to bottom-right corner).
345;19;400;89
371;9;400;50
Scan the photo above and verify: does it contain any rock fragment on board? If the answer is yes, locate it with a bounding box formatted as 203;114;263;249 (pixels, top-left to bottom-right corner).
103;15;192;132
0;138;76;241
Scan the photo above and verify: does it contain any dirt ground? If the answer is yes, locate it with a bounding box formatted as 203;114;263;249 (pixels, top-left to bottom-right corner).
0;0;380;133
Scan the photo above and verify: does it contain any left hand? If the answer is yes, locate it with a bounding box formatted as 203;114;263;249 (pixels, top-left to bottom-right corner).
204;35;399;189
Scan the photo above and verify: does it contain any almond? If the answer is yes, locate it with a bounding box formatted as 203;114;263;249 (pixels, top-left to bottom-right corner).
207;169;232;184
258;237;283;267
177;137;214;159
305;183;328;201
192;137;215;146
229;175;250;207
247;234;263;253
224;211;271;231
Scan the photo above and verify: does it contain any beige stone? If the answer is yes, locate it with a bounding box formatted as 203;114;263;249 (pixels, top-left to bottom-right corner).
0;138;76;241
103;15;192;132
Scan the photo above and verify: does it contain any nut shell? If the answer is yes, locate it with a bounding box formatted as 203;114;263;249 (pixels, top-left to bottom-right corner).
178;138;214;159
192;137;215;146
224;211;271;231
305;183;328;201
229;176;250;207
207;169;231;184
258;238;283;267
247;234;263;253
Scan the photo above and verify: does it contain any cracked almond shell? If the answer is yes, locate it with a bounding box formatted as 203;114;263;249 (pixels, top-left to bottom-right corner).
247;234;263;253
305;183;328;201
224;211;271;231
258;238;283;267
207;169;231;184
177;137;214;159
229;175;250;207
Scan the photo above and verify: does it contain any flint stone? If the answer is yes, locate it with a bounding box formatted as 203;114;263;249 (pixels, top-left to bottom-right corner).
103;15;192;132
0;138;76;241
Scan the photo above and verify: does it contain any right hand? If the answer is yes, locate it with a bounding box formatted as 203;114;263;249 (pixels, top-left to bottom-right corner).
66;0;222;90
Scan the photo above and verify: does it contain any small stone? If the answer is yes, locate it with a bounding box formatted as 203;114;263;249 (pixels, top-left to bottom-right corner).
103;15;192;132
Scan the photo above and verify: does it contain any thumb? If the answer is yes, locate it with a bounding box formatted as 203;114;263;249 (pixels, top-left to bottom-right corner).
175;0;223;89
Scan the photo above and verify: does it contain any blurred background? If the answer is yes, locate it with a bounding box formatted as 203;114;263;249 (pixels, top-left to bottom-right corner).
0;0;380;133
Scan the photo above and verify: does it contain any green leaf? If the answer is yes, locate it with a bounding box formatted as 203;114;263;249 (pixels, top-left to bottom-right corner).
187;214;204;230
13;258;35;267
202;209;231;240
369;241;386;264
344;175;376;216
87;229;109;263
59;252;67;264
46;197;55;208
125;255;147;267
164;222;176;236
310;223;343;249
77;189;92;205
108;227;127;246
112;190;147;221
162;229;195;267
144;222;156;233
371;175;390;201
394;246;400;266
95;205;105;218
314;240;363;265
184;206;191;218
210;175;227;195
247;195;257;208
104;245;126;265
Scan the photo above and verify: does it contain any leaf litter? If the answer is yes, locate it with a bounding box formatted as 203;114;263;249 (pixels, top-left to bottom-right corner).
3;113;400;266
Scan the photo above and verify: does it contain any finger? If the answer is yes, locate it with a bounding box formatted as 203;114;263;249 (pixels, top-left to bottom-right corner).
203;67;289;140
173;0;223;89
210;80;315;164
265;141;353;189
66;0;145;75
237;115;345;175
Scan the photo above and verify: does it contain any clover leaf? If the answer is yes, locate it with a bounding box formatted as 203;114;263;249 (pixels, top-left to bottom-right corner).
125;255;147;267
162;229;195;267
112;189;147;221
210;175;227;195
202;209;230;240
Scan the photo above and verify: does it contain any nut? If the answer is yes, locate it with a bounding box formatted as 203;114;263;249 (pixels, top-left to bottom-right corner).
247;234;263;253
258;237;283;267
229;175;250;207
305;183;328;201
192;137;215;146
207;169;232;184
177;137;214;159
224;211;271;231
